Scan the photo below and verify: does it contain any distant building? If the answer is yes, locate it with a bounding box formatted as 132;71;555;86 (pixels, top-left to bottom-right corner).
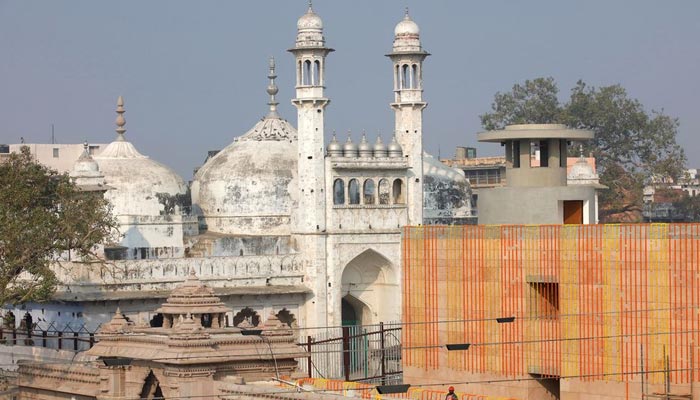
3;143;107;173
444;124;605;224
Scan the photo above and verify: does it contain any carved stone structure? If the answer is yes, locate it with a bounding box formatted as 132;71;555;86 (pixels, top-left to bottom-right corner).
16;272;306;400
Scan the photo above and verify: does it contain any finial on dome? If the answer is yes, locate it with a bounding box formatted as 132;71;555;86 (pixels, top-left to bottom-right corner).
115;96;126;141
405;7;410;19
83;141;89;151
579;144;584;159
308;0;313;12
266;57;279;118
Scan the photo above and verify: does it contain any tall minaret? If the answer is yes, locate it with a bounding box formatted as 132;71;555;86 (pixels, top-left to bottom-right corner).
289;3;334;328
387;9;428;225
289;1;333;234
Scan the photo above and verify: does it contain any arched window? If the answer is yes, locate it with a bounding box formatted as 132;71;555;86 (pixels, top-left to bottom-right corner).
297;60;302;86
276;308;297;328
303;60;312;85
378;179;391;205
333;179;345;205
411;64;418;88
401;64;409;90
313;60;321;86
393;179;405;204
348;179;361;205
233;307;261;327
395;64;400;90
363;179;376;205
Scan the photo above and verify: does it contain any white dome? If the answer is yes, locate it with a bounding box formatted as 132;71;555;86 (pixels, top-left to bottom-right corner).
70;144;106;188
192;115;298;236
394;15;419;37
297;7;323;30
392;10;422;53
568;156;600;186
295;5;326;48
96;140;187;217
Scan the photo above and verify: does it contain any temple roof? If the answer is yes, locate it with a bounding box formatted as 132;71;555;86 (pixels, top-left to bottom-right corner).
155;269;231;316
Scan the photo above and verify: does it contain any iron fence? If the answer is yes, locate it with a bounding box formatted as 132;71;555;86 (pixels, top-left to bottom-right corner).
0;321;98;352
297;321;402;385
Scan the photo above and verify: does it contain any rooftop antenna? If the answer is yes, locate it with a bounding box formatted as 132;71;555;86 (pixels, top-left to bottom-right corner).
51;124;55;144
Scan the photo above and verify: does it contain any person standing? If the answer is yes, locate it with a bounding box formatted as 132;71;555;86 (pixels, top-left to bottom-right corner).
445;386;458;400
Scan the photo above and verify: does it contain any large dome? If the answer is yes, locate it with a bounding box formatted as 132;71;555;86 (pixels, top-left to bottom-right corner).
95;97;187;217
191;115;298;236
192;59;298;236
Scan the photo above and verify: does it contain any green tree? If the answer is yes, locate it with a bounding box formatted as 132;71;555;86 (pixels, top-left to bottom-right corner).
480;78;686;222
0;147;118;305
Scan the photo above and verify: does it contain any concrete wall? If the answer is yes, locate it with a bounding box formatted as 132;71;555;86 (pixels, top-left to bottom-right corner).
478;185;597;224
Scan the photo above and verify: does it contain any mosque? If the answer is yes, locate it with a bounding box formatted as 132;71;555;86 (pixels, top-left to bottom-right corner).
9;5;472;334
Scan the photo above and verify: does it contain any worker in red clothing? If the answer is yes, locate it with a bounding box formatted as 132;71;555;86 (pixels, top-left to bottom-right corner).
445;386;458;400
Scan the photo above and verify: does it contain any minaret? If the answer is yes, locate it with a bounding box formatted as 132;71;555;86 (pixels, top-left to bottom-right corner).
289;1;333;233
387;9;428;225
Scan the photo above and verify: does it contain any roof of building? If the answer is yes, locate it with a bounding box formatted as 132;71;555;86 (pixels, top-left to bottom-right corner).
477;124;594;142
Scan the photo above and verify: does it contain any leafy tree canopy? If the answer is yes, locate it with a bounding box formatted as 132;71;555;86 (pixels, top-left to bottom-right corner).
480;77;686;222
0;147;118;305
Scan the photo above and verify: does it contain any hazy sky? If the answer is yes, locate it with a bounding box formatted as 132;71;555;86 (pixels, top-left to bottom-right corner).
1;1;699;179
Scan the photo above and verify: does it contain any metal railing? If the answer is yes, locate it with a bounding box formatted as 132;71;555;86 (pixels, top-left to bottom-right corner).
0;322;98;352
298;322;402;385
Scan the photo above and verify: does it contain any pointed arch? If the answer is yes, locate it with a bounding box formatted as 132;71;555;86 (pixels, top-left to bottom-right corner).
340;249;397;325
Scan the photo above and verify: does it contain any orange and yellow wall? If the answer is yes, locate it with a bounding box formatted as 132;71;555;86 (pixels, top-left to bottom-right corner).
402;224;700;399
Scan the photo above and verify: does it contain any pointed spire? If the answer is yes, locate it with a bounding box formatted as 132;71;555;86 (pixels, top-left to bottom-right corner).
579;144;585;159
308;0;313;12
404;6;410;19
78;140;91;161
115;96;126;141
266;57;279;118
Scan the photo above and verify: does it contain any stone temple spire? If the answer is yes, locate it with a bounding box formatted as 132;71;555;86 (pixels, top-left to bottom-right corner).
266;57;279;118
115;96;126;141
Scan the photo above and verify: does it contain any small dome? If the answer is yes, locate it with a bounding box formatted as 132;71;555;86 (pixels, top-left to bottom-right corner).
295;3;326;48
343;135;358;157
96;97;187;217
297;6;323;30
394;11;420;37
388;135;403;158
568;156;600;186
327;133;343;156
373;136;388;157
70;142;106;188
358;133;372;157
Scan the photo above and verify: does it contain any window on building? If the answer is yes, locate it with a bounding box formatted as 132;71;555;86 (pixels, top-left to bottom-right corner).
401;64;409;90
303;60;312;85
411;64;418;88
52;148;59;158
378;179;391;204
528;281;559;319
313;60;321;85
233;307;260;327
539;140;549;167
276;308;297;328
393;179;405;204
363;179;376;205
348;179;360;205
333;179;345;205
512;141;520;168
